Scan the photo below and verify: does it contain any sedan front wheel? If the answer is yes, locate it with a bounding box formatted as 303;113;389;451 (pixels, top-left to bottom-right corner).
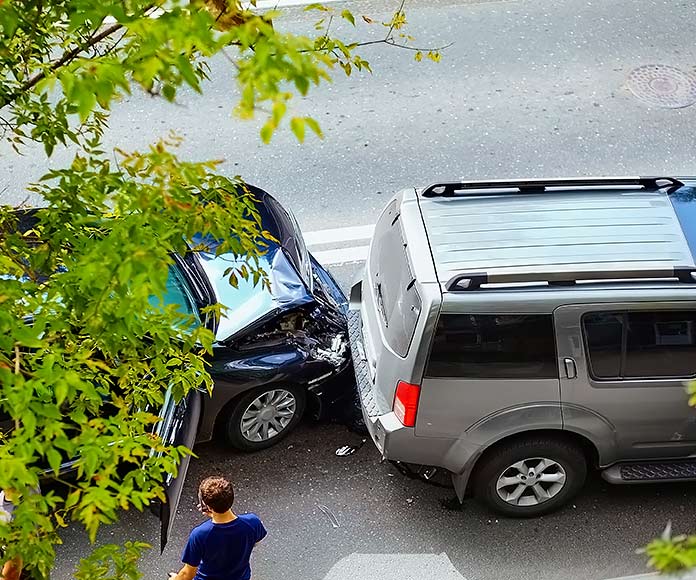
224;386;306;452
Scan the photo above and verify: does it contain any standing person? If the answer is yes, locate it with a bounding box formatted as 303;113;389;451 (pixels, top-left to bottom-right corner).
169;476;266;580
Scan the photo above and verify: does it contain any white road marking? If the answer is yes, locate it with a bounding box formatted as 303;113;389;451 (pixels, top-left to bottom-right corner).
604;575;659;580
248;0;345;7
304;223;374;265
304;224;375;247
323;553;466;580
103;0;343;24
311;245;369;265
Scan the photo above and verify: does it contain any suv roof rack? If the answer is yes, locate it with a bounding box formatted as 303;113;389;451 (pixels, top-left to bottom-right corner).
445;266;696;291
421;176;684;198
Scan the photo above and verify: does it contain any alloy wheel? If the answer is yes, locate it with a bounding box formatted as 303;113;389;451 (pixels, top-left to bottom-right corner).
240;389;297;442
495;457;567;507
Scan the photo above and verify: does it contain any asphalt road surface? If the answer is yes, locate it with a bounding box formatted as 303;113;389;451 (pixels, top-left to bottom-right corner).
51;419;696;580
4;0;696;578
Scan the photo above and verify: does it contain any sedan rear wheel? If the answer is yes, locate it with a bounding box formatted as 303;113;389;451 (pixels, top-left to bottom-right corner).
225;386;305;452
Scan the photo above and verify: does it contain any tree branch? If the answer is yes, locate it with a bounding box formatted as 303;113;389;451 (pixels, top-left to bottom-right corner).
383;39;454;52
1;4;157;108
5;22;123;105
384;0;406;42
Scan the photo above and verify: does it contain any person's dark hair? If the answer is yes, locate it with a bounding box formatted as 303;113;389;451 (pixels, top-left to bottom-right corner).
199;476;235;513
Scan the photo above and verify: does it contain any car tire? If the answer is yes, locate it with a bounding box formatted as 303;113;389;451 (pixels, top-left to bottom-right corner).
473;437;587;518
224;385;306;452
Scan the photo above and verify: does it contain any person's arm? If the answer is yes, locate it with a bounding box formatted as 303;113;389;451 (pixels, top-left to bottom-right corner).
254;515;267;546
172;527;203;580
2;557;23;580
168;564;197;580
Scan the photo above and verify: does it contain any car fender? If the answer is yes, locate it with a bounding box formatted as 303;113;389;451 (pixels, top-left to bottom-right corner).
197;344;330;442
449;403;613;500
449;403;563;501
560;403;618;466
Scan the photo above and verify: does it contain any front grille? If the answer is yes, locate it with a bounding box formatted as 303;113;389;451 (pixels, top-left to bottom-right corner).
620;461;696;481
347;309;380;418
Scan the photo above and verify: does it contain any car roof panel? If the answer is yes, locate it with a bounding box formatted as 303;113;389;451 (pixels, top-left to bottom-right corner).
418;187;696;289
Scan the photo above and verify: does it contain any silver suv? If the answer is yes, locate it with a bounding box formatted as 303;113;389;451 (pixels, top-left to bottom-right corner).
348;177;696;517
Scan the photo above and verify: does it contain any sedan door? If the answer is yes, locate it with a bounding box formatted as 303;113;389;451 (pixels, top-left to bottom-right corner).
152;388;202;552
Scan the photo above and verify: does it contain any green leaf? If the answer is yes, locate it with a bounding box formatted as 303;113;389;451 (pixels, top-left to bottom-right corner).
294;75;310;96
176;55;201;92
289;117;306;142
162;84;176;102
272;101;287;126
55;380;69;405
304;3;330;11
13;325;44;348
76;89;97;123
304;117;323;139
65;490;81;510
260;122;274;144
22;411;37;435
47;449;62;475
341;9;356;26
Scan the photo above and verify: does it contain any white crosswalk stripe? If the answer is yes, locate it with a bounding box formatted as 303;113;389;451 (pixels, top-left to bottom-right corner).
248;0;345;7
304;224;375;246
323;553;467;580
311;245;369;265
103;0;346;24
305;224;374;265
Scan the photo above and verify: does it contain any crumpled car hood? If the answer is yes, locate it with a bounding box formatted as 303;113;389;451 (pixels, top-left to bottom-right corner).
196;245;314;343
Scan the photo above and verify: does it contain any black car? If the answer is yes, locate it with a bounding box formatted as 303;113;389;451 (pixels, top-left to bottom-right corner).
176;185;352;452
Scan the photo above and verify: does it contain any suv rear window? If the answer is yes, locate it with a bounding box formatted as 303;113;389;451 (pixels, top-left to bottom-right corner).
369;202;421;357
583;310;696;379
426;314;558;379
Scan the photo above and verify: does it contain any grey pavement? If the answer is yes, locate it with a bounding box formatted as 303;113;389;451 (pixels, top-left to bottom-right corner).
50;421;696;580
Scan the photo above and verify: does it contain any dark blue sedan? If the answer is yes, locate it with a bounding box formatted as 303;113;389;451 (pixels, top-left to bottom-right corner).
171;185;352;451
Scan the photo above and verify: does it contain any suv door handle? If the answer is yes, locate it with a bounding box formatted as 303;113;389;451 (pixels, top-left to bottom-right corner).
563;357;577;379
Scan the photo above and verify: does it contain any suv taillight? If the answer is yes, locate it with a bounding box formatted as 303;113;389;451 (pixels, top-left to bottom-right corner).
393;381;420;427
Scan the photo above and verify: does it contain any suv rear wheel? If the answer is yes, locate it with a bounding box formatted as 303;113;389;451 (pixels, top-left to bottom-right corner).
224;385;306;452
473;437;587;517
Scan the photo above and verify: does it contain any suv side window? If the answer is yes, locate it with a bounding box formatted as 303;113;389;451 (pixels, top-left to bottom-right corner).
582;310;696;380
426;314;558;379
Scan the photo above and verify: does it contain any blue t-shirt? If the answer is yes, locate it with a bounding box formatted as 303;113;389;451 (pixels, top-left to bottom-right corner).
182;514;267;580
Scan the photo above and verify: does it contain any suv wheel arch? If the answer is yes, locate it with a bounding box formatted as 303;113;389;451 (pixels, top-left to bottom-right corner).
458;429;599;498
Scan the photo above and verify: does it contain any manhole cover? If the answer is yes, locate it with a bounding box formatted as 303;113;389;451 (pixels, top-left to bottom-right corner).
627;64;696;108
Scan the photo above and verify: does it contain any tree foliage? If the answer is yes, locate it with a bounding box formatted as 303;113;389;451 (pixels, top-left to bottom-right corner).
0;0;437;577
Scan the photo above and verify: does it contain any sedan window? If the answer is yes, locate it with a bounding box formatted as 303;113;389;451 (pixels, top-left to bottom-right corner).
149;266;201;328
